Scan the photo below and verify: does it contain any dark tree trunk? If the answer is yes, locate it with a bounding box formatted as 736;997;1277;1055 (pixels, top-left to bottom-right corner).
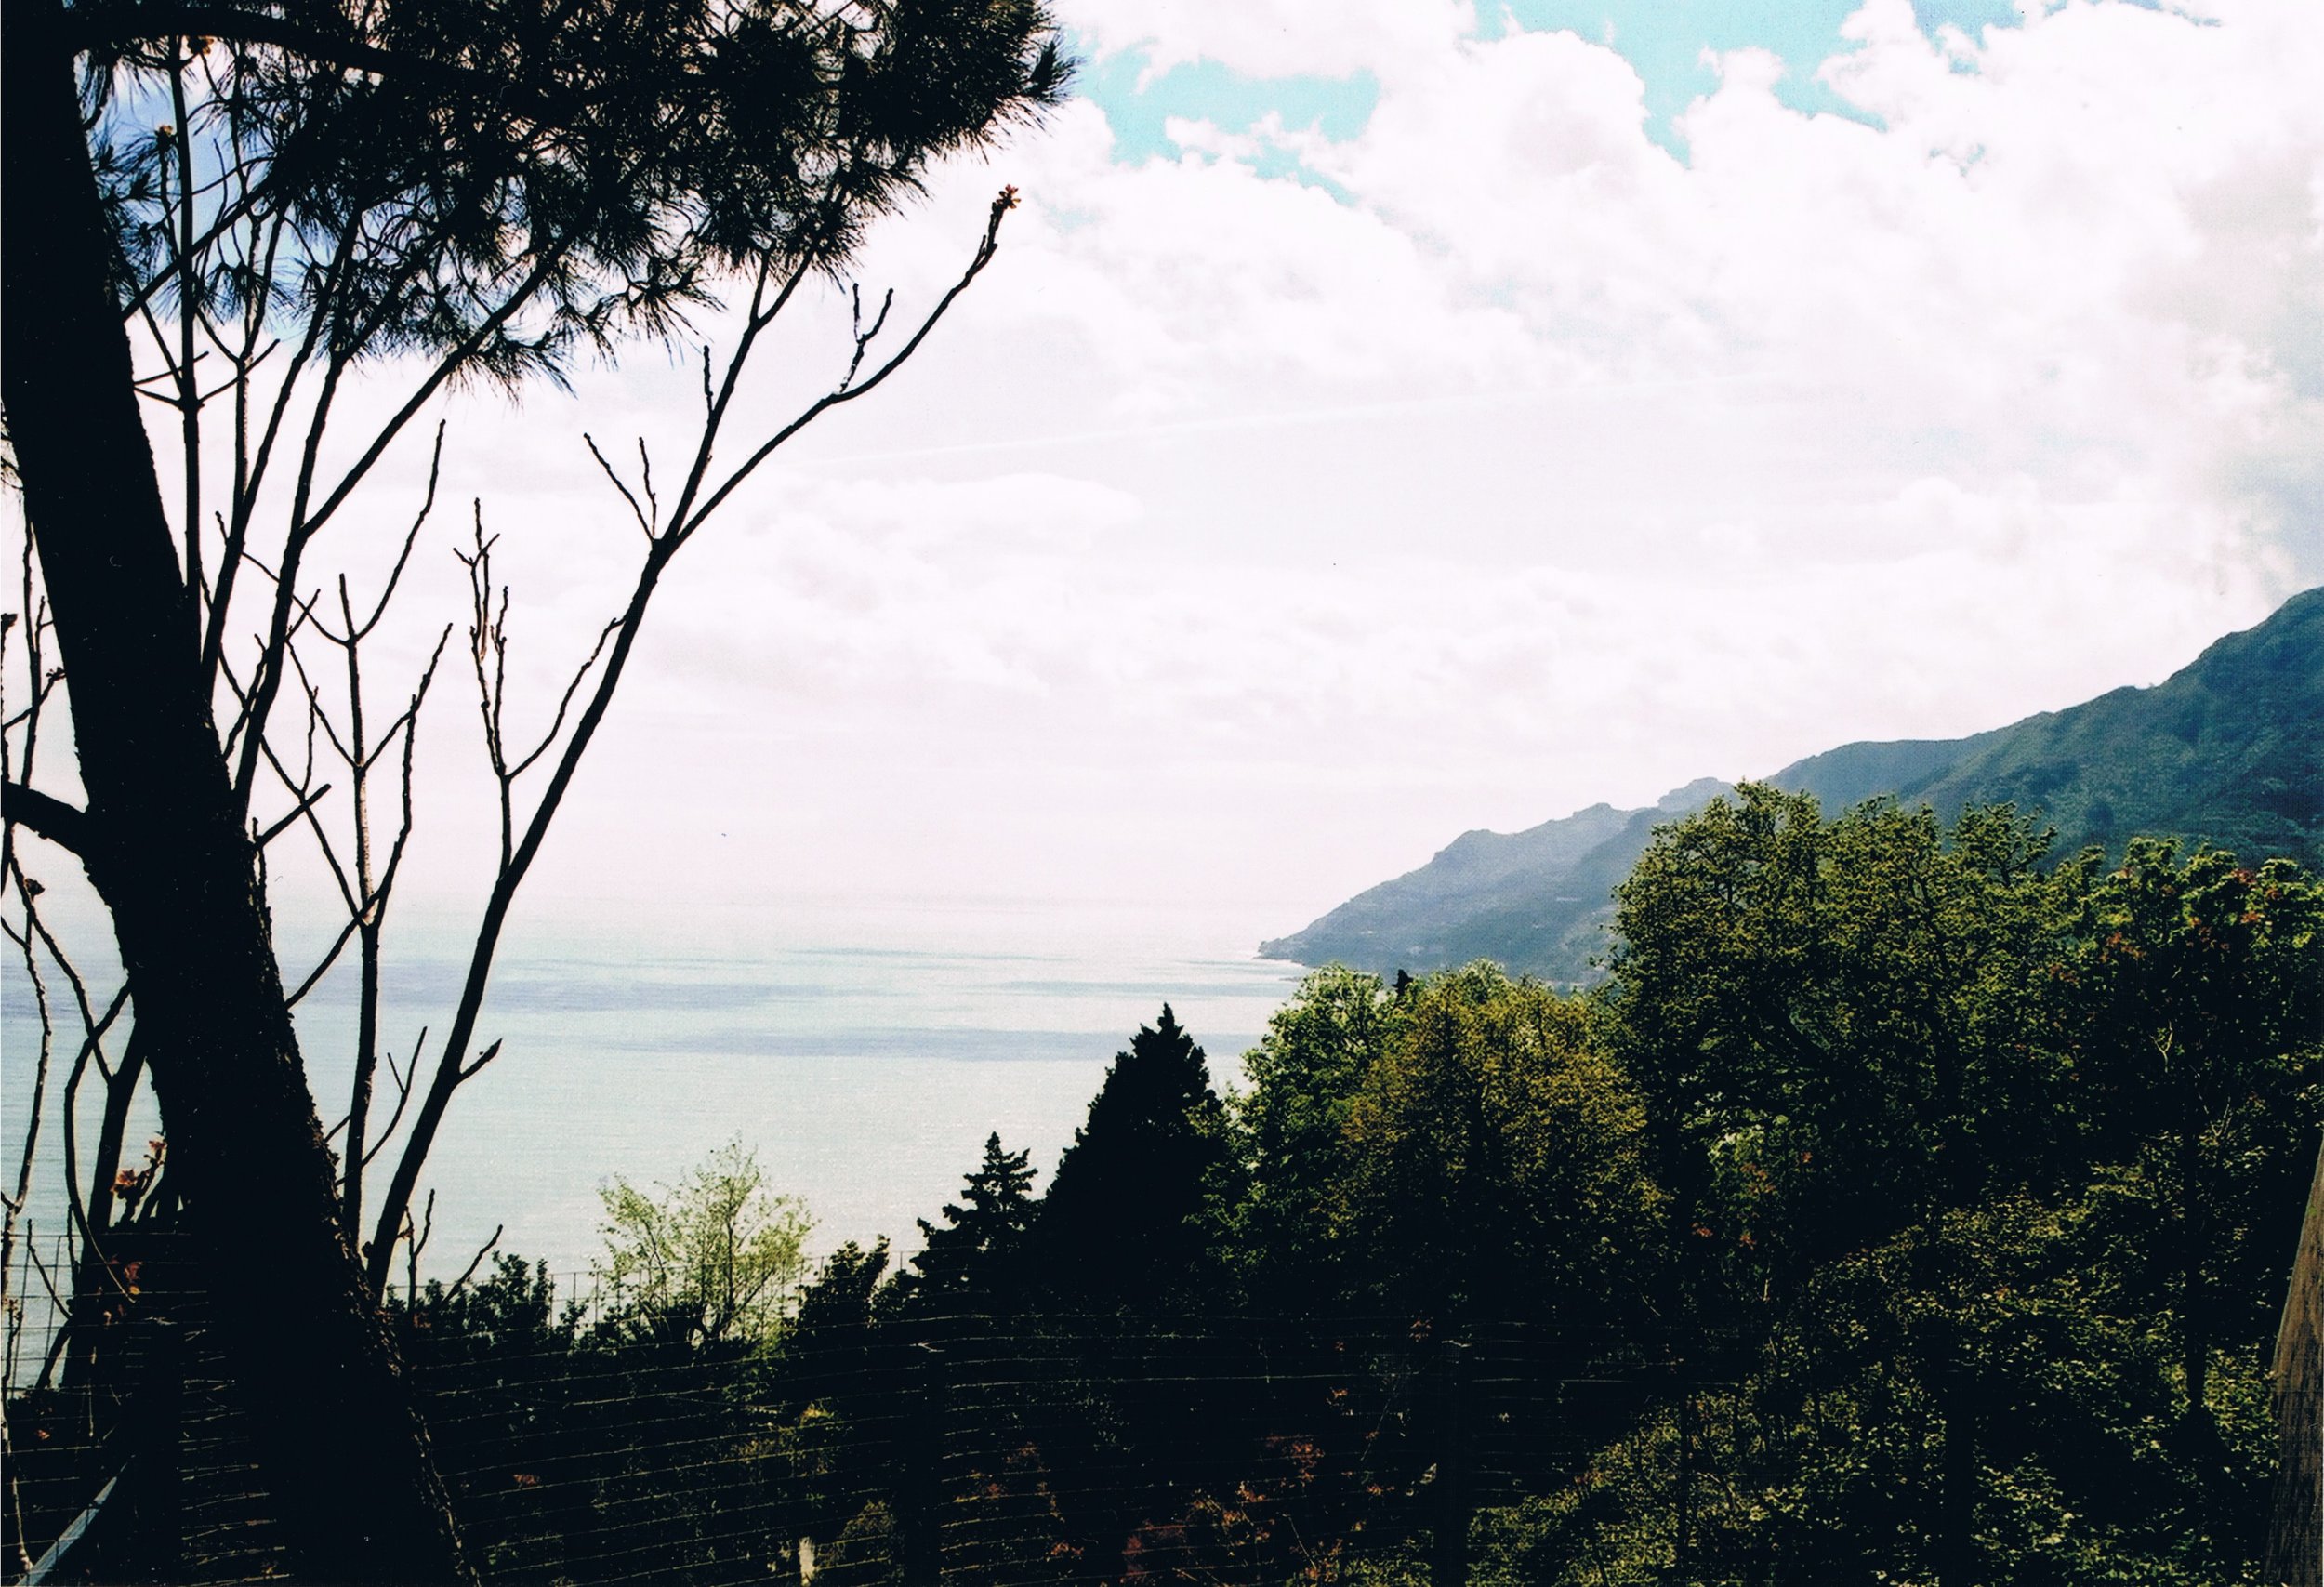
1;8;469;1580
86;1029;150;1235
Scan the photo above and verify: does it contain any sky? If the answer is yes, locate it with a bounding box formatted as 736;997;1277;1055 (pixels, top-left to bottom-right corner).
275;0;2322;943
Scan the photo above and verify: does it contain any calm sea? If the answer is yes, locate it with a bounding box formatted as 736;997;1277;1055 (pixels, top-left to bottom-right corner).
1;893;1308;1287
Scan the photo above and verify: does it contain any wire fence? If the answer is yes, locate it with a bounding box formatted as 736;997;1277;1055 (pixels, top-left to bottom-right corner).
0;1237;2089;1585
399;1310;1721;1587
5;1232;287;1584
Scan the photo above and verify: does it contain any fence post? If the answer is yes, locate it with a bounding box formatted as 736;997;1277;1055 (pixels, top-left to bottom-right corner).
151;1319;182;1580
899;1340;945;1587
131;1316;183;1580
1431;1338;1472;1587
1672;1353;1695;1584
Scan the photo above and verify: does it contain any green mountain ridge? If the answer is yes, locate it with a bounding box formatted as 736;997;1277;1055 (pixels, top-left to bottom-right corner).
1261;588;2324;984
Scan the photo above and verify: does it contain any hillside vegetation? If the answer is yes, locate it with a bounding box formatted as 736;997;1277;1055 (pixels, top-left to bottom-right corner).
390;804;2318;1585
1264;589;2323;982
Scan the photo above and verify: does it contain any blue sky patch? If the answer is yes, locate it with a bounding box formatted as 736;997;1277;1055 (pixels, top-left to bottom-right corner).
1073;0;2027;169
1077;46;1380;170
1499;0;2023;148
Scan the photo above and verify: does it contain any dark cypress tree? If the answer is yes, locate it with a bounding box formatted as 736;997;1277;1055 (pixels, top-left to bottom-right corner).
903;1133;1039;1314
1038;1006;1228;1310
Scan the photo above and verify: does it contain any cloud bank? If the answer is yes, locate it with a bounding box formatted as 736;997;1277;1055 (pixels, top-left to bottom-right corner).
341;0;2319;921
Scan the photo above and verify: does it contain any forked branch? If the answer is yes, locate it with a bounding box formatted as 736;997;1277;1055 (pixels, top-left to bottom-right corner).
361;192;1025;1298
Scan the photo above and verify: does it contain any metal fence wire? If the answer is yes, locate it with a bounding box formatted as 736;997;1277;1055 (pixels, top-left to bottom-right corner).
6;1237;288;1586
2;1247;2099;1587
404;1312;1489;1587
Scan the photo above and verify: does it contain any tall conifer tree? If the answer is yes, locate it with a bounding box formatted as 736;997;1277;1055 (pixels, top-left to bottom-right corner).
905;1132;1038;1311
1040;1007;1227;1308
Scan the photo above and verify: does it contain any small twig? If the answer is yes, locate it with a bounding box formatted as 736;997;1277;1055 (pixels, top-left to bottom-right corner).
283;909;363;1009
583;433;657;540
457;1039;504;1083
507;619;623;780
441;1225;506;1303
838;283;895;393
361;1028;426;1169
254;780;334;849
404;1189;435;1306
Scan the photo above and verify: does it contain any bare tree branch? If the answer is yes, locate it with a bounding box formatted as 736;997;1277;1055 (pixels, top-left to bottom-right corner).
361;199;1023;1296
1;784;86;855
255;778;334;848
584;434;657;541
508;618;622;781
440;1225;505;1303
360;1029;425;1171
673;189;1020;548
456;1039;503;1084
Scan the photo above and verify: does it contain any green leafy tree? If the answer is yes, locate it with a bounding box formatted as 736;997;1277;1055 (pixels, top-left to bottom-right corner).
1609;788;2067;1290
1596;793;2324;1582
596;1141;811;1349
1607;789;2073;1583
1223;966;1401;1306
1039;1006;1229;1310
1331;962;1659;1324
2064;840;2324;1434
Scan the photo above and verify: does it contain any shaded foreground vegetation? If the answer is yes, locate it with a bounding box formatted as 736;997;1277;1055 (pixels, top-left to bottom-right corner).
7;790;2319;1583
396;794;2324;1582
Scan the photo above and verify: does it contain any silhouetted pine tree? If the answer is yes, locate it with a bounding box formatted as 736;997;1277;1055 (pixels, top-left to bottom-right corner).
1038;1006;1227;1310
903;1133;1038;1314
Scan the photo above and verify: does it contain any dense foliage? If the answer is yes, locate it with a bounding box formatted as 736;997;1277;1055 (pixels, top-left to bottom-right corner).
1573;793;2320;1583
386;794;2318;1583
1036;1006;1232;1310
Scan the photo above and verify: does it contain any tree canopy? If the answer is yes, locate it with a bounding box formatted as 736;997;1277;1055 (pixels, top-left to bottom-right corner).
643;826;2319;1584
2;0;1065;1573
901;1131;1038;1313
1334;962;1658;1324
596;1141;812;1350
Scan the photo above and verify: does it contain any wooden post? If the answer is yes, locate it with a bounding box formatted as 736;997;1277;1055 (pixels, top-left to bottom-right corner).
2266;1136;2324;1587
139;1317;184;1580
900;1341;945;1587
1673;1354;1695;1583
1431;1339;1472;1587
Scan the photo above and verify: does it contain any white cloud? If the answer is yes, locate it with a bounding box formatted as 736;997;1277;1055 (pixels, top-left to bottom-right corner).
244;0;2320;925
